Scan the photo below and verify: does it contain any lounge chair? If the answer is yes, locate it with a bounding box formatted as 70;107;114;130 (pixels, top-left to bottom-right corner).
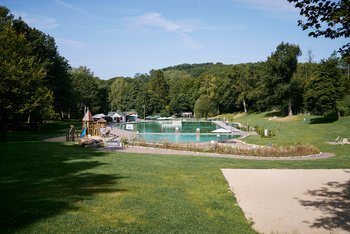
334;136;340;143
342;138;348;145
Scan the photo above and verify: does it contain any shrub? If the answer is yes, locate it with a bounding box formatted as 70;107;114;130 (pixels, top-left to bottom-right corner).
129;140;320;157
120;137;129;147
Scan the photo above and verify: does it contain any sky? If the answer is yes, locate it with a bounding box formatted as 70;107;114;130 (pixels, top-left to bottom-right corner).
2;0;348;79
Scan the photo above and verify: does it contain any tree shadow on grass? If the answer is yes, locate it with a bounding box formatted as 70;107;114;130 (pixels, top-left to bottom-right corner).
309;117;338;124
0;141;127;233
297;171;350;232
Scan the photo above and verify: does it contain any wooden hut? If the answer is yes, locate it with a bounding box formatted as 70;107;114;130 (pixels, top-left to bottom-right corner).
96;118;107;128
95;118;107;136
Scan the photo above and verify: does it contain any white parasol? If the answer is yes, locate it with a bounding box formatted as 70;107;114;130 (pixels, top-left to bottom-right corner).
211;128;231;133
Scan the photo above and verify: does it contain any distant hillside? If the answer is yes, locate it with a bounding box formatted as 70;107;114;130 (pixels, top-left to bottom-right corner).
161;62;236;78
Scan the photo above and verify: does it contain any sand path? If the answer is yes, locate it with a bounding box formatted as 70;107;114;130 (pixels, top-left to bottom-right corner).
221;169;350;234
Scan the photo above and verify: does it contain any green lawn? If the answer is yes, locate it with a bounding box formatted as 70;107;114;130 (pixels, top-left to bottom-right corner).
0;116;349;233
5;120;80;141
221;112;350;166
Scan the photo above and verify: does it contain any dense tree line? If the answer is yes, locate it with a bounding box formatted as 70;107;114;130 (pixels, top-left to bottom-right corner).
1;5;349;140
0;7;109;139
107;49;349;119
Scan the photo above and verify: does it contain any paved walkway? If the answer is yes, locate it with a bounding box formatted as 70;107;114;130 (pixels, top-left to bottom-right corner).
222;169;350;234
213;120;250;137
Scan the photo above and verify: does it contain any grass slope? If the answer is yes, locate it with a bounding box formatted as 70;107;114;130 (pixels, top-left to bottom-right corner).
1;115;349;233
220;112;350;167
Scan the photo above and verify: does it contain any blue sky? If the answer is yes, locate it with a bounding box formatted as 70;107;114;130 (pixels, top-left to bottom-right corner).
2;0;347;79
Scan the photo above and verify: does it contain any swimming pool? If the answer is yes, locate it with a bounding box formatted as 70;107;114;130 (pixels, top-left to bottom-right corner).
114;120;238;143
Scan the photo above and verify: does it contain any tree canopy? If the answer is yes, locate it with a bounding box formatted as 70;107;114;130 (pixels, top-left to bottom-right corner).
288;0;350;55
1;4;350;141
265;42;302;115
0;23;54;138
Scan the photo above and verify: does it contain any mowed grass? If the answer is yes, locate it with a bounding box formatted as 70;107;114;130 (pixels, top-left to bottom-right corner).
5;120;80;141
221;112;350;166
1;115;349;233
1;142;257;233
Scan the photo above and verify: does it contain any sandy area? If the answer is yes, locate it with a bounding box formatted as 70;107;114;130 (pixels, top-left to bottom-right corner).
221;169;350;234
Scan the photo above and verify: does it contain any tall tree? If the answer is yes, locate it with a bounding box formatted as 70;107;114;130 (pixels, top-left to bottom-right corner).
194;95;216;119
109;78;129;111
0;24;54;138
70;66;99;117
148;70;169;114
288;0;350;55
1;6;73;118
233;64;267;113
166;70;194;114
265;42;302;116
304;54;341;115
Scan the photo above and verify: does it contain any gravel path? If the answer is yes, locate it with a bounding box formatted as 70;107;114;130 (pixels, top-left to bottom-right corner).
222;169;350;234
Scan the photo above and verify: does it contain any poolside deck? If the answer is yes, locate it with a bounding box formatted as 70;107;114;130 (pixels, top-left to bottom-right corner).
212;120;250;138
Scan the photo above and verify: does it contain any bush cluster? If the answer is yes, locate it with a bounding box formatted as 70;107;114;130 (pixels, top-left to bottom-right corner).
130;140;320;157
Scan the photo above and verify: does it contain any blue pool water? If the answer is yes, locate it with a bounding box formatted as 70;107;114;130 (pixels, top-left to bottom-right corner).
115;120;237;143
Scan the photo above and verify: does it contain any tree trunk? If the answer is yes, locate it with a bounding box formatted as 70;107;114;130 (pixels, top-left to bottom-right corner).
243;99;247;113
288;99;293;116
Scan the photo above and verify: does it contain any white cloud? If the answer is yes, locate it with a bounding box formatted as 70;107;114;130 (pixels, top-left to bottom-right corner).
233;0;297;13
26;16;59;29
13;12;59;30
128;12;202;49
56;38;86;49
54;0;93;16
127;12;246;49
131;12;185;32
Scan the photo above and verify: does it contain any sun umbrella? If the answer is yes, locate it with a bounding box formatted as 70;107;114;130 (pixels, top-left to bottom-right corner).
211;128;231;133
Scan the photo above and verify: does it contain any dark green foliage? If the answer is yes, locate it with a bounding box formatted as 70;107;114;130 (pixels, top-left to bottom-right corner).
104;55;348;118
232;63;267;112
95;79;110;114
70;66;100;117
149;70;169;114
194;95;217;118
0;23;54;139
166;70;194;114
265;42;302;115
109;78;129;111
288;0;350;55
8;11;73;117
0;6;73;140
304;54;342;115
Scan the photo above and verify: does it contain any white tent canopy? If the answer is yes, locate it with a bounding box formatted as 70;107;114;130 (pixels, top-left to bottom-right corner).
211;128;231;133
92;113;105;119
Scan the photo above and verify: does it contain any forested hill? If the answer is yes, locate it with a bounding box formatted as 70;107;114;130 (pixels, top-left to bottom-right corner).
105;55;349;119
161;62;236;78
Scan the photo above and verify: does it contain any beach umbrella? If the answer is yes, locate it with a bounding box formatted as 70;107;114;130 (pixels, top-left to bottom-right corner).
211;128;231;133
